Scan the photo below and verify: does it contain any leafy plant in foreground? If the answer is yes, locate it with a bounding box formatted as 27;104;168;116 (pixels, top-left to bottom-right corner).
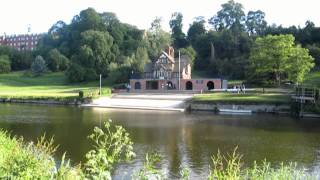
84;119;136;179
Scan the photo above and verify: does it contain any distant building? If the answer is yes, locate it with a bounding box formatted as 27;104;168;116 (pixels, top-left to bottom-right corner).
0;34;43;51
130;46;225;92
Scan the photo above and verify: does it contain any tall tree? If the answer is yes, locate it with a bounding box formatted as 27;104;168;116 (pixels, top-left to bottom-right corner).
249;34;314;85
209;0;246;32
187;17;206;46
169;12;188;49
246;10;267;35
145;17;172;60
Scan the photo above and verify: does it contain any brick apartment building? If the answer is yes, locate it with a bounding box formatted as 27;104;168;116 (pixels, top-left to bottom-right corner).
0;34;43;51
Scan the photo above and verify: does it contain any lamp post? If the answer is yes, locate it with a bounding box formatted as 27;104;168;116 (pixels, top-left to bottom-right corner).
178;50;181;91
99;74;102;96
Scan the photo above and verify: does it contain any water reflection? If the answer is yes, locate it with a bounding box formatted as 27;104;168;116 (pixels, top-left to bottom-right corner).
0;103;320;178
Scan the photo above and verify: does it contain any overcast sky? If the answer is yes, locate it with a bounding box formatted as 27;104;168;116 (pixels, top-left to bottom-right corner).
0;0;319;35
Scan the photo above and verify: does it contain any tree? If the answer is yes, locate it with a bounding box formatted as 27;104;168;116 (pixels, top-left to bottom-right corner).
249;34;314;85
145;17;172;60
46;49;69;71
306;44;320;69
0;55;11;73
187;17;206;46
286;45;314;83
246;10;267;35
66;30;115;82
169;12;188;49
31;55;47;76
209;0;246;32
132;47;150;73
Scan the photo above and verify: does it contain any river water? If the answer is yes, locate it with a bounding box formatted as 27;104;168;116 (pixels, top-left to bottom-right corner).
0;103;320;179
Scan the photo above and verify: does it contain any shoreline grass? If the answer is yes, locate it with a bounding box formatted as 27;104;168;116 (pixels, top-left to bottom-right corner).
192;92;291;105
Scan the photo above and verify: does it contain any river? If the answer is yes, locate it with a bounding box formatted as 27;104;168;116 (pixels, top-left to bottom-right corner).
0;103;320;179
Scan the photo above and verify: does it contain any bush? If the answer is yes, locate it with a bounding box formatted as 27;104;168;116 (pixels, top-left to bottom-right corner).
46;49;70;72
0;55;11;73
66;63;85;82
31;55;47;76
84;68;98;81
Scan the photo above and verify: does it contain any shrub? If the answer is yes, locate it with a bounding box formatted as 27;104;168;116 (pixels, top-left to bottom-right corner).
0;55;11;73
84;68;98;81
31;55;47;76
84;120;135;179
66;63;85;82
46;49;70;72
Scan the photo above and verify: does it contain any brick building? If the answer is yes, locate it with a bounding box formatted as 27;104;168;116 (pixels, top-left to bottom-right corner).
0;34;43;51
130;47;227;92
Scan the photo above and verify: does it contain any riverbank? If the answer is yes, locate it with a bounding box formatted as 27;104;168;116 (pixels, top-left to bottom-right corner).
188;92;292;113
0;71;111;104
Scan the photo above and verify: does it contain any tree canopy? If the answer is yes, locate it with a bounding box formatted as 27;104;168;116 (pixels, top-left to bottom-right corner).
249;35;314;84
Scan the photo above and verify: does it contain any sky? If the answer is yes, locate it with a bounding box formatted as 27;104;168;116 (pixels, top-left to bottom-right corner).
0;0;319;35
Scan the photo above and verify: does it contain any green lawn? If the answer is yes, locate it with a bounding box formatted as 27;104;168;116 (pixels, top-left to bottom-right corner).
303;71;320;88
192;92;291;105
0;71;111;99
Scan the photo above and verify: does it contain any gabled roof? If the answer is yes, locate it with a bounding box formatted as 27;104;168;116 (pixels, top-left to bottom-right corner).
159;51;175;63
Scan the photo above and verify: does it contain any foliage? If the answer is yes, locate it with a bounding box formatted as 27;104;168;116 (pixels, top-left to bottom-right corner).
0;131;57;179
46;48;69;71
208;147;314;180
145;17;172;60
133;152;165;180
306;44;320;69
286;45;315;83
246;10;267;35
249;34;314;85
0;55;11;73
31;55;48;76
209;148;242;180
0;45;33;71
66;63;85;82
37;8;145;83
209;0;246;32
84;120;135;179
169;12;188;49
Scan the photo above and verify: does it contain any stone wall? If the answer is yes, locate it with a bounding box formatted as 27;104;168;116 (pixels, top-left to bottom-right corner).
187;102;290;113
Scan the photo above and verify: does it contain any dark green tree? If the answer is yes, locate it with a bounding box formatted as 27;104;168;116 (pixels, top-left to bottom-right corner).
0;55;11;73
169;12;188;49
31;55;47;76
246;10;267;35
187;17;206;46
209;0;246;32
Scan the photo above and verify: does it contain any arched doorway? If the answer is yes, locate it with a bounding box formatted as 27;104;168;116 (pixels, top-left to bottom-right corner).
207;81;214;90
134;82;141;89
186;81;193;90
167;81;173;90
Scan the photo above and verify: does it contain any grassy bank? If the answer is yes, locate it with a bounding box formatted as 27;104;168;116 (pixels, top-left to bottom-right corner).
0;71;111;101
192;92;291;105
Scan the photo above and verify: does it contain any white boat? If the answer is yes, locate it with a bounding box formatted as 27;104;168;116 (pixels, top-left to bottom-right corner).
219;109;252;114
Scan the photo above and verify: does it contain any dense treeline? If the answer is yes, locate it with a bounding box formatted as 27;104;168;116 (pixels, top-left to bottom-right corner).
0;0;319;85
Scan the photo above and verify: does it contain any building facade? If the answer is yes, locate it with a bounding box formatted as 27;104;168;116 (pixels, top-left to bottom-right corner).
0;34;43;51
130;47;225;92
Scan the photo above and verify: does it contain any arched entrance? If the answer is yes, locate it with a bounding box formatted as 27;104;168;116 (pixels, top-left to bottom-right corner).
207;81;214;90
186;81;193;90
134;82;141;89
167;81;173;90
